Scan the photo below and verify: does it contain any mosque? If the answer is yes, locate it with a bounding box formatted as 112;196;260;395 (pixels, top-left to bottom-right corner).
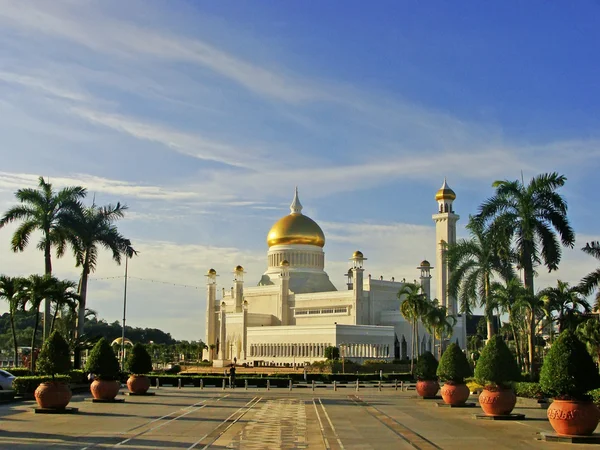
203;180;467;367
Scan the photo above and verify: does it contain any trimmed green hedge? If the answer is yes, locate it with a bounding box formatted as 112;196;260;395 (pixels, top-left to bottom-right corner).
514;382;545;399
13;376;70;395
4;368;33;377
588;388;600;407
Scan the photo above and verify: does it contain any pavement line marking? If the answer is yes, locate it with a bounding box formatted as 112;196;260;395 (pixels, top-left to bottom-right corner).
312;398;331;450
348;395;441;450
318;398;345;449
188;396;262;450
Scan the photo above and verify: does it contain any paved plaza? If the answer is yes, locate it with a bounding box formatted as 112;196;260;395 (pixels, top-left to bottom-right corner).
0;386;597;449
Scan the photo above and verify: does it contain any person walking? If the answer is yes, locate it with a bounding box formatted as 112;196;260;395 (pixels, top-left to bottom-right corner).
229;365;236;389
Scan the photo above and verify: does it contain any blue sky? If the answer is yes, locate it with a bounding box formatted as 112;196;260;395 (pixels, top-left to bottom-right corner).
0;1;598;340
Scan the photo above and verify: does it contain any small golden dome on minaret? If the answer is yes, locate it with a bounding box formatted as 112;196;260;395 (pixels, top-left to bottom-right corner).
234;265;244;272
352;250;364;259
435;178;456;201
419;260;430;267
207;268;217;275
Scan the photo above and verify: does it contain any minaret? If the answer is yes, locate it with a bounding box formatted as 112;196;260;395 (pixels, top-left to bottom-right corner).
205;269;217;361
279;260;290;324
234;265;244;313
432;179;459;315
290;186;302;214
350;251;365;323
218;301;227;360
241;300;248;360
417;260;433;301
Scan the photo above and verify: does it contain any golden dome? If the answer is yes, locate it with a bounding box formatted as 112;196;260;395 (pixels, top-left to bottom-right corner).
280;260;290;266
207;268;217;275
352;250;364;259
267;188;325;248
435;178;456;201
267;214;325;247
111;337;133;347
419;260;430;267
234;265;244;272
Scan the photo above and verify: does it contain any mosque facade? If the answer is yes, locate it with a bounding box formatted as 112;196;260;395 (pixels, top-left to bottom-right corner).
203;181;467;367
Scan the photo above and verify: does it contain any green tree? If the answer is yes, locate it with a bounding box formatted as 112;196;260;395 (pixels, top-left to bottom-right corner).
125;343;153;375
324;346;340;360
576;319;600;371
63;202;135;368
398;282;429;373
414;351;438;381
36;330;72;378
0;177;86;340
539;280;590;332
436;343;472;384
491;278;527;368
424;301;456;359
47;279;80;333
0;275;25;367
474;335;520;388
21;274;56;370
85;337;120;380
447;217;512;340
478;172;575;373
580;241;600;311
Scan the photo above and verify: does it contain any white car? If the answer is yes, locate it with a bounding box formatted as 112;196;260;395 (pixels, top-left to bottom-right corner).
0;370;15;390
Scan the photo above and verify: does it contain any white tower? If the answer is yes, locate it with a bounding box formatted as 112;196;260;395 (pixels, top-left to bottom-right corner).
417;260;433;301
350;251;365;323
432;179;459;316
234;265;244;313
279;260;290;325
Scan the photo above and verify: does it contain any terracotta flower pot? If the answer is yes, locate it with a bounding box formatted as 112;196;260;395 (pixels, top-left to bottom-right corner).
90;379;121;400
547;399;600;436
479;388;516;416
440;382;470;405
34;381;72;409
416;380;440;398
127;375;150;394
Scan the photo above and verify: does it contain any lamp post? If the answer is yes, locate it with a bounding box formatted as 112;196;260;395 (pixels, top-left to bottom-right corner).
120;255;129;371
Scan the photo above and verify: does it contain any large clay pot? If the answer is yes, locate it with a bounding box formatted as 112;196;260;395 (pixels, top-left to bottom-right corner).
127;375;150;394
479;388;516;416
34;382;72;409
547;400;600;436
440;382;470;405
90;379;121;400
416;380;440;398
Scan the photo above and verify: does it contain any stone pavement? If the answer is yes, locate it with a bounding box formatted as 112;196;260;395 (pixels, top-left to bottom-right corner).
0;386;597;449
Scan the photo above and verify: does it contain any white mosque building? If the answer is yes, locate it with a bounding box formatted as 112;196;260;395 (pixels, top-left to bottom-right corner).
203;181;466;367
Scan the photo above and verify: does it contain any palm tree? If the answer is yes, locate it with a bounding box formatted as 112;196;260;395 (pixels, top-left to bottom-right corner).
47;279;80;332
398;282;429;372
539;280;590;332
63;202;135;368
21;274;56;370
0;177;86;340
477;172;575;374
580;241;600;312
447;217;512;340
491;278;527;369
577;319;600;372
0;275;25;367
424;301;456;359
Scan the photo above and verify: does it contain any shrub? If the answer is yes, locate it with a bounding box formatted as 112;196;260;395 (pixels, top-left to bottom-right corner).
588;388;600;407
36;331;71;379
69;370;89;384
85;338;120;381
5;367;33;377
414;351;438;381
540;329;600;400
436;343;472;384
13;375;70;395
324;346;339;360
514;382;545;399
474;335;520;388
165;364;181;374
126;343;153;375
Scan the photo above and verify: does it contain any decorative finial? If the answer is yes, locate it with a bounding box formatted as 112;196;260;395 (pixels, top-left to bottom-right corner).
290;186;303;214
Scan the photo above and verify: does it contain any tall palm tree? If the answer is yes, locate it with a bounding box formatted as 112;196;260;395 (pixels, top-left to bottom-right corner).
447;216;512;340
477;172;574;374
0;177;86;340
491;278;527;369
47;279;80;332
63;202;136;368
539;280;590;332
0;275;25;367
21;274;56;370
398;282;428;372
424;301;456;359
580;241;600;312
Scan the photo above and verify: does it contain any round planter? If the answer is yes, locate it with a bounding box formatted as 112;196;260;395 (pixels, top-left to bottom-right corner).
90;379;121;400
416;380;440;398
440;382;470;405
547;400;600;436
34;382;72;409
479;388;516;416
127;375;150;394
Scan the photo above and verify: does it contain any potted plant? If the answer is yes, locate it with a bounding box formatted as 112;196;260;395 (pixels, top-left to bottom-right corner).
34;331;72;409
474;335;521;416
85;338;122;401
125;343;153;394
540;329;600;436
437;343;472;405
415;351;439;398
